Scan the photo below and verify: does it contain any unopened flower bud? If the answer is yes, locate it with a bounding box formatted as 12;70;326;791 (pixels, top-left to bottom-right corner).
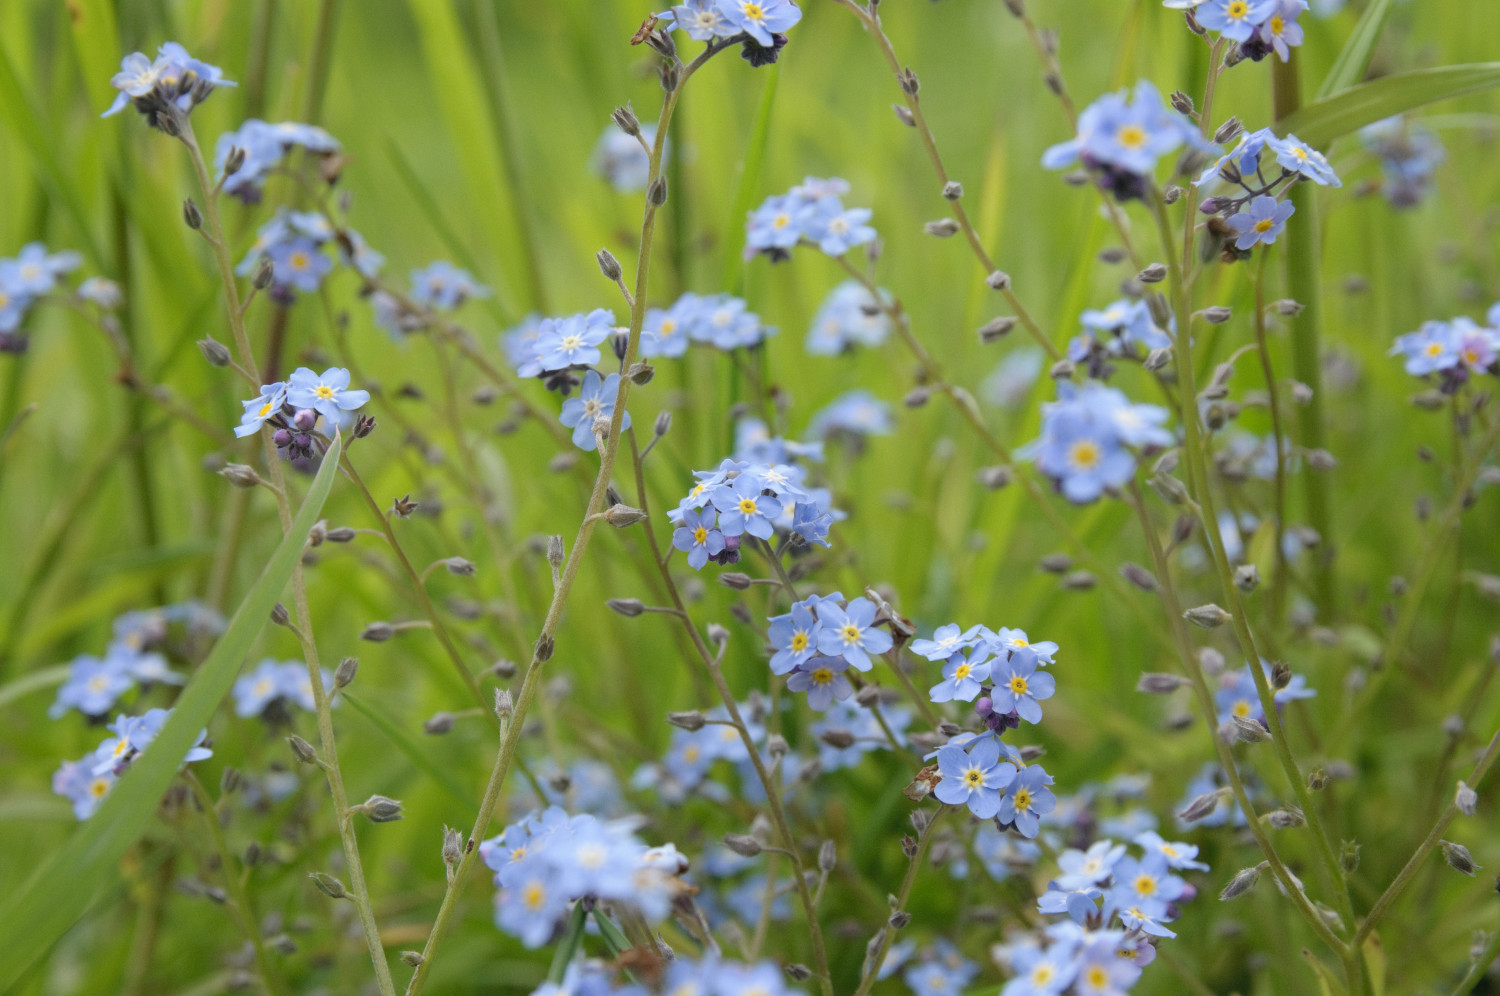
360;795;404;823
647;176;668;207
595;247;623;282
1270;661;1293;691
1137;262;1168;284
1306;449;1338;471
1120;562;1158;592
603;504;647;528
607;597;646;617
785;964;812;982
1170;90;1195;115
1145;347;1172;371
717;573;754;592
533;633;555;663
611;104;640;137
892;104;916;127
1050;359;1075;380
1201;306;1232;325
1213;116;1243;145
767;733;788;760
269;602;290;627
1456;781;1478;816
1179;787;1228;823
253;256;276;290
924;218;960;238
942;181;964;201
310;871;347;899
978;315;1019;344
1231;715;1272;743
401;951;424;968
424;712;456;735
1341;840;1361;873
1061;570;1096;591
361;621;393;642
197;337;231;367
495;689;515;719
1137;672;1183;694
986;270;1011;291
334;656;358;689
1184;603;1231;629
707;623;730;646
819;728;855;750
288;735;318;765
724;833;763;857
1234;564;1261;592
1442;840;1480;877
668;710;706;732
1219;863;1263;901
219;463;260;489
546;535;565;570
903;386;932;408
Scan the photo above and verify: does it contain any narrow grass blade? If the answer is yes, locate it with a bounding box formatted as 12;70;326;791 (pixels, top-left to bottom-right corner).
0;434;343;990
722;64;780;297
1280;64;1500;148
1317;0;1391;99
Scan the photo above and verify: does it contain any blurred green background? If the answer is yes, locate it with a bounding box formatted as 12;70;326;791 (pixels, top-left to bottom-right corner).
1;0;1498;992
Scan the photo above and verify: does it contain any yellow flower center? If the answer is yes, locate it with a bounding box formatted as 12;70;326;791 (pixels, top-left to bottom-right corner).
683;744;700;763
254;678;274;696
954;663;972;680
1426;342;1445;356
523;882;546;910
1013;638;1029;647
693;526;708;544
1014;788;1032;810
1228;1;1248;16
1117;124;1147;149
315;385;335;399
1162;844;1179;857
561;334;583;351
661;319;677;334
0;293;8;308
1293;146;1308;160
1255;219;1274;233
1070;440;1101;469
772;212;791;229
20;264;41;280
1032;965;1054;984
1135;874;1156;895
1009;675;1029;695
289;252;309;270
1088;966;1109;987
258;402;273;417
738;498;758;515
90;778;111;798
812;668;834;685
88;676;109;692
743;2;765;19
841;624;861;644
790;632;809;651
1232;700;1253;718
1270;15;1284;32
964;767;984;787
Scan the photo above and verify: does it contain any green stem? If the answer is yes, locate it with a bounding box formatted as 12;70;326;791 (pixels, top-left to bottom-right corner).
852;807;948;996
1251;251;1290;631
180;117;396;996
1448;926;1500;996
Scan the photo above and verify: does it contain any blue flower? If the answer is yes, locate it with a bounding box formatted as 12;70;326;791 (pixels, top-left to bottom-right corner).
410;261;490;310
593;122;661;192
1268;133;1341;186
768;601;822;674
1053;839;1127;890
934;738;1016;818
814;596;892;670
536;309;615;372
286;367;369;432
1032;400;1134;503
808;390;894;438
802;202;877;256
1197;0;1276;41
1037;884;1103;924
235;382;287;438
1071;934;1143;994
746;194;809;253
911;623;984;662
929;649;994;704
1362;116;1445;208
786;655;853;710
49;654;136;720
673;507;726;570
1078;298;1171;353
1255;0;1307;61
811;699;910;770
53;757;117;820
1000;765;1057;838
1134;830;1211;871
662;0;738;40
990;648;1056;723
1195;127;1273;186
1391;320;1462;376
710;473;783;540
1043;82;1200;199
0;266;33;334
790;501;834;548
807;281;893;355
103;42;235;122
904;958;975;996
10;243;81;296
215;119;340;200
641;295;697;358
265;237;332;295
714;0;803;46
559;370;630;452
1001;942;1079;995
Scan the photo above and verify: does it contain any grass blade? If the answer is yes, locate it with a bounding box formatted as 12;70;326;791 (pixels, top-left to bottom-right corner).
1317;0;1391;99
0;434;343;990
1280;63;1500;148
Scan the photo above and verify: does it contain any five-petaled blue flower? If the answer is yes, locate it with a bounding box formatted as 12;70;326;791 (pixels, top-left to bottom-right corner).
235;382;288;438
715;0;803;46
559;370;630;452
672;507;726;570
1000;764;1057;838
286;367;369;434
934;738;1016;818
1197;0;1276;41
814;596;892;670
710;473;783;540
990;647;1056;723
768;601;822;674
929;650;993;704
786;655;852;710
1226;195;1295;250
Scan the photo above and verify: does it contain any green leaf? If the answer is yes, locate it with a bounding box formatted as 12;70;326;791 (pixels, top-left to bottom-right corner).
0;664;69;712
1302;948;1347;996
0;435;343;991
1279;64;1500;148
340;691;475;812
722;64;780;297
1363;932;1387;996
1317;0;1392;99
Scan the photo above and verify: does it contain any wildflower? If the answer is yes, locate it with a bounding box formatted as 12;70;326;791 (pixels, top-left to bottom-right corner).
662;0;737;41
1071;934;1143;995
1195;127;1273;187
103;42;236;128
593;121;661;193
710;473;783;540
673;507;726;569
1361;116;1445;208
935;738;1016;818
286;367;370;434
786;655;853;710
1028;382;1168;503
559;371;630;452
234;659;332;718
1001;943;1079;996
1391;321;1462;376
1196;0;1277;42
696;294;774;350
905;957;977;996
1226;195;1296;250
1133;830;1211;871
502;313;546;370
1248;0;1308;61
215;119;340;200
1043;82;1200;201
715;0;803;46
1268;134;1342;186
814;596;892;670
791;500;835;548
812;699;911;770
990;648;1056;723
49;654;136;720
1455;318;1499;373
409;261;489;311
266;238;332;294
1075;298;1172;359
1053;840;1128;890
641;295;696;358
1000;765;1057;838
10;243;81;296
235;382;288;438
768;600;823;674
53;758;117;820
535;309;615;373
808;389;894;438
911;623;984;662
929;649;994;704
808;281;893;355
802;200;877;256
77;277;124;309
746;194;808;255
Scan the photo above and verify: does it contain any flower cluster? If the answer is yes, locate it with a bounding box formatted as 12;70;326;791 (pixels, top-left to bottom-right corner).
49;603;222;720
995;831;1212;993
232;659;334;720
506;308;616;387
102;41;235;129
1360;116;1445;208
1042;81;1204;202
52;708;213;820
1067;297;1174;378
1167;0;1309;62
530;954;804;996
808;389;894;442
1026;383;1173;503
807;280;893;355
1196;127;1339;253
0;243;86;353
746;177;876;262
1390;307;1500;392
592;121;660;192
640;291;777;356
215;119;341;201
670;454;841;568
237;211;338;300
769;593;894;711
235;366;370;466
478;807;687;948
659;0;805;65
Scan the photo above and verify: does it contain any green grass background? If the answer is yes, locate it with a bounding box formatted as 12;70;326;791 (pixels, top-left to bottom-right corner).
1;0;1498;992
